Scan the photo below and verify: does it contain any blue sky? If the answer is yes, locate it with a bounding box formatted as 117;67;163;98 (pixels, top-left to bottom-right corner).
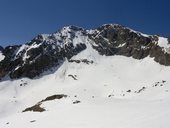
0;0;170;47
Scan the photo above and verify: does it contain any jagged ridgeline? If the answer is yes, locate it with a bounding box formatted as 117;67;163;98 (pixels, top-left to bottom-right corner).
0;24;170;79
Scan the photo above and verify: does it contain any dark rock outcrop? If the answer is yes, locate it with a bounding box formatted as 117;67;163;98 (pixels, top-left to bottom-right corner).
23;94;67;112
22;103;45;112
89;24;153;58
41;94;67;102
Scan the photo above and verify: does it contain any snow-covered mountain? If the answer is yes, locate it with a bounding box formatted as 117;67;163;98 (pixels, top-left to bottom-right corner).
0;24;170;80
0;24;170;128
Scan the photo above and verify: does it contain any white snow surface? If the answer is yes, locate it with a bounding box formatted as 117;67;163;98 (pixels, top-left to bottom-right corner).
158;37;169;47
0;52;5;62
157;37;170;53
0;43;170;128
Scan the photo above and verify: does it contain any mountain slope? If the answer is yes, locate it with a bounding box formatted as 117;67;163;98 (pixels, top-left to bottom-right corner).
0;54;170;128
0;24;170;80
0;24;170;128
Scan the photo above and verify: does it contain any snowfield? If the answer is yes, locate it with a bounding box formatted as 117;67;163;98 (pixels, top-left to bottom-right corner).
0;43;170;128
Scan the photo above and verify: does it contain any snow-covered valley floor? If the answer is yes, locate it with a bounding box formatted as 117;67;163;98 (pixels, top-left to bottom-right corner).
0;53;170;128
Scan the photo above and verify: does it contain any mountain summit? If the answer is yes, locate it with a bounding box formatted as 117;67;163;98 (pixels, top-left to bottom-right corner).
0;24;170;79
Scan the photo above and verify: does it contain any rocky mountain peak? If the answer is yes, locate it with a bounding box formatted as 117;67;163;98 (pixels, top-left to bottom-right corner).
0;24;170;80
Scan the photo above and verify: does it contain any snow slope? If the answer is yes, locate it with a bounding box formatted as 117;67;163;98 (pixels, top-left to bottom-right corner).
0;52;5;62
0;43;170;128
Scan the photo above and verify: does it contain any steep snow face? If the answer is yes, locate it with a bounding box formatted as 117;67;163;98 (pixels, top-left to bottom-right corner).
0;45;170;128
38;26;86;47
0;52;5;62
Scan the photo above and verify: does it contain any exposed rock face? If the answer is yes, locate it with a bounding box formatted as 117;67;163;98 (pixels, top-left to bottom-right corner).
89;24;170;65
0;45;20;78
0;24;170;80
89;24;153;59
